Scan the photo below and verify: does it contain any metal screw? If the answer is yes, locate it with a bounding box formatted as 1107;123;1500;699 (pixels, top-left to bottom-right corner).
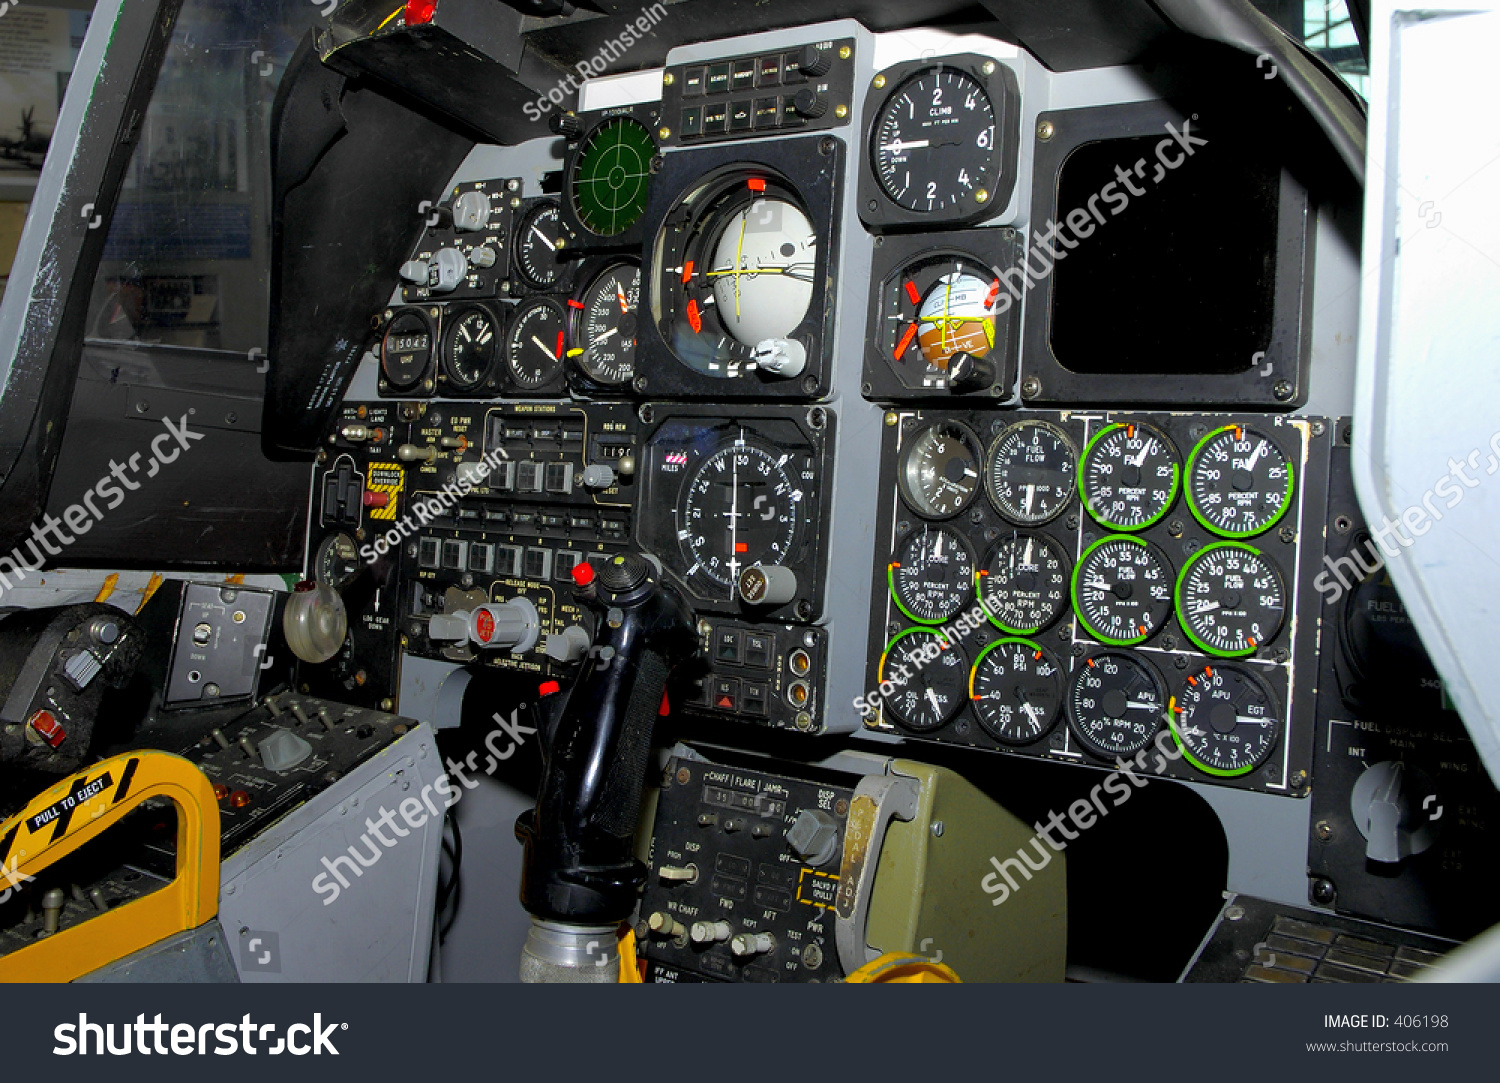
931;821;944;837
1273;380;1294;401
981;60;996;75
839;46;852;60
1021;376;1042;399
676;767;691;785
1224;905;1245;922
974;189;988;204
873;74;886;89
1273;647;1290;664
834;104;848;119
1279;526;1296;544
662;72;674;86
1290;770;1308;789
1037;119;1055;141
658;127;671;140
380;698;394;712
1160;634;1177;651
225;412;238;425
1173;656;1188;670
1311;878;1336;905
1311;420;1326;437
1315;820;1333;842
1334;515;1352;534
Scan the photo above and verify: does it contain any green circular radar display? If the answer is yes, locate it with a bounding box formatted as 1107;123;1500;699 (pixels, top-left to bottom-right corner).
569;117;655;237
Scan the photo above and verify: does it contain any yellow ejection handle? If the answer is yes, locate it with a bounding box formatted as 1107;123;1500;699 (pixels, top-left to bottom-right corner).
0;750;220;983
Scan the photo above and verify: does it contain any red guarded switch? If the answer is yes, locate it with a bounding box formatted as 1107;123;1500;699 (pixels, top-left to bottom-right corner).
362;490;389;509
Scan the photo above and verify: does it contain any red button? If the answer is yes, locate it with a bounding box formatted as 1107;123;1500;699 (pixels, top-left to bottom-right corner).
474;609;495;643
571;562;596;588
362;491;389;508
539;681;562;697
27;709;65;748
659;689;671;716
404;0;436;25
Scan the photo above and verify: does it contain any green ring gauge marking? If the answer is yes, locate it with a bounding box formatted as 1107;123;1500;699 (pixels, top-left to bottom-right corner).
1077;421;1180;532
1173;542;1286;658
968;637;1063;745
1168;662;1281;777
877;627;969;732
888;525;975;625
1184;424;1294;538
1070;535;1174;646
569;116;656;236
974;530;1070;634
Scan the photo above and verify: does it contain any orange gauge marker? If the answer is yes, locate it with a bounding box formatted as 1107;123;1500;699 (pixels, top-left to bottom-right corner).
686;299;703;333
748;177;766;192
895;322;918;360
682;260;694;284
905;280;922;306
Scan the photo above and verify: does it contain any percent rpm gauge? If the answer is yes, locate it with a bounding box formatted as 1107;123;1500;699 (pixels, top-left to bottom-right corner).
872;67;998;213
1175;543;1286;657
969;638;1063;745
985;420;1077;525
1185;425;1294;537
879;251;1005;389
890;526;974;624
1079;422;1180;531
976;531;1070;634
897;421;983;518
1067;652;1164;759
1170;663;1281;777
879;628;969;733
1072;535;1174;646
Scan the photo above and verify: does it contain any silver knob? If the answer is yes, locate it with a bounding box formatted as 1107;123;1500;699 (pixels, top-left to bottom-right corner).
452;190;492;232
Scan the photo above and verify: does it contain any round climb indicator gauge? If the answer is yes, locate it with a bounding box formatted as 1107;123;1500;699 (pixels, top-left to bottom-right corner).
1185;425;1294;537
1175;543;1286;658
872;67;998;213
1079;422;1180;531
569;116;655;236
1170;663;1281;777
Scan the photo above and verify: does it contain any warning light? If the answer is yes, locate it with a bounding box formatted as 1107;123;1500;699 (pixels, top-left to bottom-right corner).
229;791;253;809
659;689;672;716
213;782;229;802
747;177;766;192
404;0;437;26
26;709;65;749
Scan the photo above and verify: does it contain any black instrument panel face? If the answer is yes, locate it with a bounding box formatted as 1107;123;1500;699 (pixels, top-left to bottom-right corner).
634;404;835;623
864;408;1330;795
858;54;1021;232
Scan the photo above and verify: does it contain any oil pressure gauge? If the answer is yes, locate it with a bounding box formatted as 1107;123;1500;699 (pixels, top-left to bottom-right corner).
1170;663;1281;777
969;638;1063;745
1185;425;1294;537
879;628;968;733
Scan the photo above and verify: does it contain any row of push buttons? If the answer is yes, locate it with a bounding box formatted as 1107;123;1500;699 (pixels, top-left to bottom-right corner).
680;52;807;98
680;97;808;138
420;537;594;582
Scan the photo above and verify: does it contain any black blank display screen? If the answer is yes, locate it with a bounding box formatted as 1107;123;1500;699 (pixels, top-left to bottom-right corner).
1048;133;1281;376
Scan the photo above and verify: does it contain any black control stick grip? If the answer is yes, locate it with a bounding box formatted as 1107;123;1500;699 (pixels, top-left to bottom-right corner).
515;553;700;925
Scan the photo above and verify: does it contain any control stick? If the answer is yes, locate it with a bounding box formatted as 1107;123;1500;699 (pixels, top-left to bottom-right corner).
515;553;699;982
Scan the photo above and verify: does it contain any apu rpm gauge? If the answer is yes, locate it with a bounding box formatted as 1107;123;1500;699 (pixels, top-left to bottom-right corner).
1079;422;1180;531
650;170;819;378
677;434;805;599
889;526;974;624
872;67;998;213
1067;652;1165;759
880;251;1006;389
1185;425;1295;537
878;629;968;733
1175;543;1286;657
969;638;1063;745
897;421;983;518
570;262;639;386
1170;663;1281;777
1072;535;1174;646
985;420;1077;525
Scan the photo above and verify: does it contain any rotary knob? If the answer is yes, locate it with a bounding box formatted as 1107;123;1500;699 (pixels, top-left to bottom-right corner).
452;190;492;232
738;564;798;607
794;44;831;78
786;808;839;867
948;350;996;392
791;87;828;119
549;112;584;139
